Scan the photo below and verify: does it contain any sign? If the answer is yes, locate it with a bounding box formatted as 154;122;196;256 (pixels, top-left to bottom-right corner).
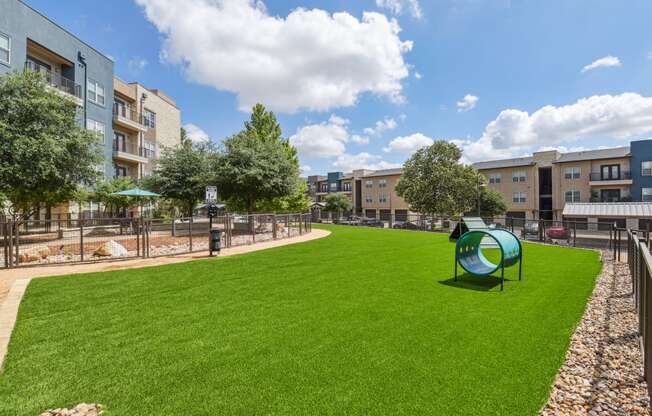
205;186;218;203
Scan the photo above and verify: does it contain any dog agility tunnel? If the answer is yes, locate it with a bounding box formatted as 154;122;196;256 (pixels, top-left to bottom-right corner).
454;228;522;291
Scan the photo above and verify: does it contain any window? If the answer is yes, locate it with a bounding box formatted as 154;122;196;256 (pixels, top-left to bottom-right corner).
512;191;527;203
488;173;501;184
563;167;581;180
378;179;387;188
142;141;156;159
87;79;105;105
512;171;527;182
0;32;10;65
86;119;105;144
342;182;352;191
114;165;127;178
601;164;620;180
365;195;373;203
365;180;373;188
378;194;388;203
319;184;328;192
643;188;652;202
564;190;581;202
329;182;337;191
143;109;156;128
642;161;652;176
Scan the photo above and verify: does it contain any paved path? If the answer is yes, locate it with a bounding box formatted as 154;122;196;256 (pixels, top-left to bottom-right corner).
0;229;330;370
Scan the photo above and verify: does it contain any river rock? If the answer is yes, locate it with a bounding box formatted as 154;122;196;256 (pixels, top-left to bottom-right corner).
93;240;128;257
18;245;50;263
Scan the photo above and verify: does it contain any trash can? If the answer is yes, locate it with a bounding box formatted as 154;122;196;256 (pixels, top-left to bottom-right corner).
210;229;222;253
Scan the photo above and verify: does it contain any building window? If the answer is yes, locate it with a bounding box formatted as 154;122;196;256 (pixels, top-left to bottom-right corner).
512;191;527;203
114;165;127;178
563;167;581;180
365;180;373;188
378;194;388;203
87;79;105;106
378;179;387;188
319;184;328;192
564;190;581;202
365;195;373;203
512;171;527;182
142;141;156;159
0;32;10;65
86;119;106;144
642;161;652;177
488;173;501;184
329;182;337;191
143;109;156;128
342;182;352;191
643;188;652;202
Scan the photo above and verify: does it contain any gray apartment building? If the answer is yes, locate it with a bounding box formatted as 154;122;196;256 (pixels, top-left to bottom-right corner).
0;0;115;180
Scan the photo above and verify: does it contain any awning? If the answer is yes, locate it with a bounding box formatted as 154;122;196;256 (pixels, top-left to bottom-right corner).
563;202;652;218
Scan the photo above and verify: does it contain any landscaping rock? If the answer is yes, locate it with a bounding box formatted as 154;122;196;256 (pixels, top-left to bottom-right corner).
39;403;102;416
540;251;650;415
93;240;128;257
18;245;50;263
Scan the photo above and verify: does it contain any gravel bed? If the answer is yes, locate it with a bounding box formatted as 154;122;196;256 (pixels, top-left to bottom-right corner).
541;250;650;415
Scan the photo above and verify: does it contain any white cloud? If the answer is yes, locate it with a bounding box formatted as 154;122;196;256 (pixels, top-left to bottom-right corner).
581;55;621;73
289;115;349;158
458;92;652;162
456;94;479;112
363;117;398;136
183;123;210;143
376;0;423;19
333;152;401;171
136;0;413;113
351;134;370;145
128;57;148;72
383;132;433;153
414;72;422;79
300;165;312;174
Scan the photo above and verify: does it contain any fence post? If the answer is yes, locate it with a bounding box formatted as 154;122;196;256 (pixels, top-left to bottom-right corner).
79;219;84;262
299;214;303;235
286;214;289;238
135;218;140;258
189;217;193;252
272;214;277;239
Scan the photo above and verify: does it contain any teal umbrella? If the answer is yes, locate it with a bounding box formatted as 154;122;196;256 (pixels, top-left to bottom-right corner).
110;188;160;217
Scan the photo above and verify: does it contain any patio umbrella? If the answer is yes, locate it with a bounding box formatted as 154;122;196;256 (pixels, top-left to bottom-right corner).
110;188;160;217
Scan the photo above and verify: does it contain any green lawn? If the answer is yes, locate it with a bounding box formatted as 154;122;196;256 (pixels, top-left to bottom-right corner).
0;225;601;415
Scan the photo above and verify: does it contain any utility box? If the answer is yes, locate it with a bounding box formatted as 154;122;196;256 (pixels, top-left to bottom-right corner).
210;229;222;253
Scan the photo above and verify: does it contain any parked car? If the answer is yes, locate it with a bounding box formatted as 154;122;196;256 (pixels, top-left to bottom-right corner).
546;225;569;240
521;222;539;237
361;217;385;228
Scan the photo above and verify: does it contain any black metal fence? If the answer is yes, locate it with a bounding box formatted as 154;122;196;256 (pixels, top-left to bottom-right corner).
626;229;652;403
0;213;312;268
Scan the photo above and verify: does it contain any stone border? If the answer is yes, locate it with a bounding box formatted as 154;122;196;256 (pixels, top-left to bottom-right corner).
541;251;650;415
0;229;330;370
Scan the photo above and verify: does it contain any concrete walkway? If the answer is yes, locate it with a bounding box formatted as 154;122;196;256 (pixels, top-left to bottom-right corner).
0;228;330;370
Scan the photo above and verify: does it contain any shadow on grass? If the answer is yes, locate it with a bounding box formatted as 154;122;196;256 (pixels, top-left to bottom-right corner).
438;274;513;292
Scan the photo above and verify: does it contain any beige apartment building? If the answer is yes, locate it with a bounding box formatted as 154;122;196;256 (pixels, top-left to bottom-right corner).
112;77;181;180
473;146;632;221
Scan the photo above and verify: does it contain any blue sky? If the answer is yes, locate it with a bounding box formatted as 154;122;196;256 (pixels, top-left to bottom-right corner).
26;0;652;174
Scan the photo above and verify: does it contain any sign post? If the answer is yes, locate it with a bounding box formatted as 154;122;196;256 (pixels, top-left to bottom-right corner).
206;186;219;257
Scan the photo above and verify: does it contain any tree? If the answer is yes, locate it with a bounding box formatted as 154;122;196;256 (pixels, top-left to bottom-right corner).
323;193;353;216
478;187;507;217
141;140;210;217
92;177;136;215
212;104;300;213
0;71;103;221
395;141;479;217
256;177;311;213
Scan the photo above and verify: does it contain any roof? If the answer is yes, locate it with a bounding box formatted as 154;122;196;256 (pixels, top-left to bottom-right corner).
563;202;652;218
472;157;535;170
363;168;403;178
553;146;630;163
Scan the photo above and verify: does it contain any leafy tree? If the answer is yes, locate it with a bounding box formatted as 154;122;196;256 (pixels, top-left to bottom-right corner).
0;71;103;221
212;104;300;213
92;177;136;215
142;140;211;217
478;186;507;217
256;177;311;213
323;192;353;216
180;126;188;143
395;141;479;217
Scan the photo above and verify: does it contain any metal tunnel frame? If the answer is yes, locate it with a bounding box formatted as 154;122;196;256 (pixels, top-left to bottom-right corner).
454;229;523;291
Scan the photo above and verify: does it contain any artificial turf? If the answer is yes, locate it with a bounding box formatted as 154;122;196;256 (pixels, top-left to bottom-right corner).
0;225;601;415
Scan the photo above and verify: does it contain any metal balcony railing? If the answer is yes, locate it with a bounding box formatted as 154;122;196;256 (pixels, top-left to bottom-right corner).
113;103;145;125
24;61;82;98
114;140;156;160
589;171;632;181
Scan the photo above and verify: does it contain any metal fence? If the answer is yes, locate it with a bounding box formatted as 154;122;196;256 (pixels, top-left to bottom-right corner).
320;213;618;249
626;229;652;403
0;213;311;268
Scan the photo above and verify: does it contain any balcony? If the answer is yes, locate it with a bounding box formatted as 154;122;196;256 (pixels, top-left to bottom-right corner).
589;171;633;186
25;61;83;106
113;103;147;132
113;140;148;164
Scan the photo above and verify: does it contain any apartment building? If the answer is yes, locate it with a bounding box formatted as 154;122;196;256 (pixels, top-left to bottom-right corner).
311;168;411;219
112;78;181;180
473;144;643;221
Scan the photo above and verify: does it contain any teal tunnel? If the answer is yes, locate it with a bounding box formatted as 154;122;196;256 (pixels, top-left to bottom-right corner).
454;229;522;290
